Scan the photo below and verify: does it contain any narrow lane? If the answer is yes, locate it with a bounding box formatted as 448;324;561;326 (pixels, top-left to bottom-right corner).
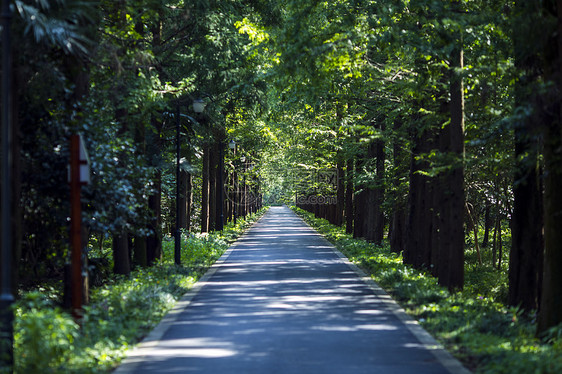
116;206;468;374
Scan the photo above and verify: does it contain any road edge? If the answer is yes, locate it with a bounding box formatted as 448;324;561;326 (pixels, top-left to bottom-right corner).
113;209;271;373
292;208;472;374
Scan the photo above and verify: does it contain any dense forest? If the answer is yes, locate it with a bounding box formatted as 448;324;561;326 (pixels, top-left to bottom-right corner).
1;0;562;372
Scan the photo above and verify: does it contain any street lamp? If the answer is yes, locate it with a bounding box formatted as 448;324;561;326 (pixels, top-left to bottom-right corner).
175;98;205;265
192;99;206;114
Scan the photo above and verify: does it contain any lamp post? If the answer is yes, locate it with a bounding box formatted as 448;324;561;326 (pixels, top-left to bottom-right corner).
175;98;205;265
1;0;13;370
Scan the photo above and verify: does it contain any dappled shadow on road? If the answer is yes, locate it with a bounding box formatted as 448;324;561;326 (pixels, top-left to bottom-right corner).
123;207;449;374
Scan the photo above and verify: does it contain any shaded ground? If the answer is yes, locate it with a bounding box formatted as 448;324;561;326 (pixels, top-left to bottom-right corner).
115;206;469;374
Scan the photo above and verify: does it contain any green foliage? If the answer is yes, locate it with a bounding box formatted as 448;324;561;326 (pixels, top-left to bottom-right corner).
293;207;562;374
13;209;266;373
15;293;80;373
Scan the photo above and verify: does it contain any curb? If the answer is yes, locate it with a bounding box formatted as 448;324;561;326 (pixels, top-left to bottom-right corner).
294;210;472;374
113;210;270;373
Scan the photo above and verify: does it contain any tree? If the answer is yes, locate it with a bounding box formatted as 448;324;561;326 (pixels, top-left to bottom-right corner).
537;0;562;335
508;0;544;312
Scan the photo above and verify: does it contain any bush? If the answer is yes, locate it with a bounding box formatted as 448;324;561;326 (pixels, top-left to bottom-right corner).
292;206;562;374
12;208;267;373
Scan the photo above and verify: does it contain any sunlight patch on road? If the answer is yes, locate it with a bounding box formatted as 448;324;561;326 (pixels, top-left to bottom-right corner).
128;338;239;359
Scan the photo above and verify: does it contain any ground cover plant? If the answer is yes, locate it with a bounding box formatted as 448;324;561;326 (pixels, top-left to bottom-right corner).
292;207;562;374
11;209;266;374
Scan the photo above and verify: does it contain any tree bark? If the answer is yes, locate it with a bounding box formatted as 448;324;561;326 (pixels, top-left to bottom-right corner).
363;140;383;243
186;168;193;232
373;124;386;245
133;236;147;267
345;159;354;234
537;0;562;335
437;45;465;292
508;123;543;310
404;125;435;269
112;232;130;275
201;143;210;233
209;140;217;231
178;170;188;230
147;173;162;265
353;156;366;239
390;118;407;253
336;160;345;226
482;201;491;248
508;0;544;312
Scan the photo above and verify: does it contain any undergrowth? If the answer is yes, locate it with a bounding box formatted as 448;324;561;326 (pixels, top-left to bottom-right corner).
11;209;267;373
292;207;562;374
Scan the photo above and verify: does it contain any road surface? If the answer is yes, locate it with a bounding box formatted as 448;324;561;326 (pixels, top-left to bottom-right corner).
115;206;469;374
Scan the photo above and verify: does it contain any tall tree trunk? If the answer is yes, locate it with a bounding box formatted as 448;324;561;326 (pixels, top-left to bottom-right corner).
373;124;386;245
147;172;162;265
201;143;210;233
390;118;407;253
133;105;147;267
508;0;544;313
178;170;188;230
133;236;147;268
363;141;380;243
538;113;562;332
336;160;345;226
215;132;225;231
482;201;491;248
186;168;193;232
209;140;217;231
10;68;22;294
537;0;562;335
437;45;465;292
112;232;130;275
345;159;354;234
509;122;543;310
404;126;434;269
353;156;366;239
146;113;162;265
144;12;163;265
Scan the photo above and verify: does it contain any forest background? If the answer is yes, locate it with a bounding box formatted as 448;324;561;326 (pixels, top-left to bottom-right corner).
1;0;562;372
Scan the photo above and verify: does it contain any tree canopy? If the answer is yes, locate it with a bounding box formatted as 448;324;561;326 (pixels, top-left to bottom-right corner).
3;0;562;364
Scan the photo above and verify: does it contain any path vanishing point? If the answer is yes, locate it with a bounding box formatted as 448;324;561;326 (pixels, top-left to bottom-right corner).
115;206;471;374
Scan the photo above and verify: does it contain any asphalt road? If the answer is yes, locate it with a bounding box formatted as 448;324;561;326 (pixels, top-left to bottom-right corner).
115;206;469;374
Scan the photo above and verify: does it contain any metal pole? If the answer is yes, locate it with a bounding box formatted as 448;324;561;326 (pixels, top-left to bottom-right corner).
174;105;181;265
70;135;83;321
1;0;14;369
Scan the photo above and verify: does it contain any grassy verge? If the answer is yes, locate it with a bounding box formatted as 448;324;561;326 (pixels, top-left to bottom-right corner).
292;207;562;374
11;208;267;373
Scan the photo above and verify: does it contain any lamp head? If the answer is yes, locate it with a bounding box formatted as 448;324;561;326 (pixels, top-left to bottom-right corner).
192;99;206;114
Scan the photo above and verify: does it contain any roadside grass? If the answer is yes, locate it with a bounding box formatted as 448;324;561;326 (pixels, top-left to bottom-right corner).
292;207;562;374
11;209;267;374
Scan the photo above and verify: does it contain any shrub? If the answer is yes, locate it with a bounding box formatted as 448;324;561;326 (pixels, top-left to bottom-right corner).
12;208;267;373
291;206;562;374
